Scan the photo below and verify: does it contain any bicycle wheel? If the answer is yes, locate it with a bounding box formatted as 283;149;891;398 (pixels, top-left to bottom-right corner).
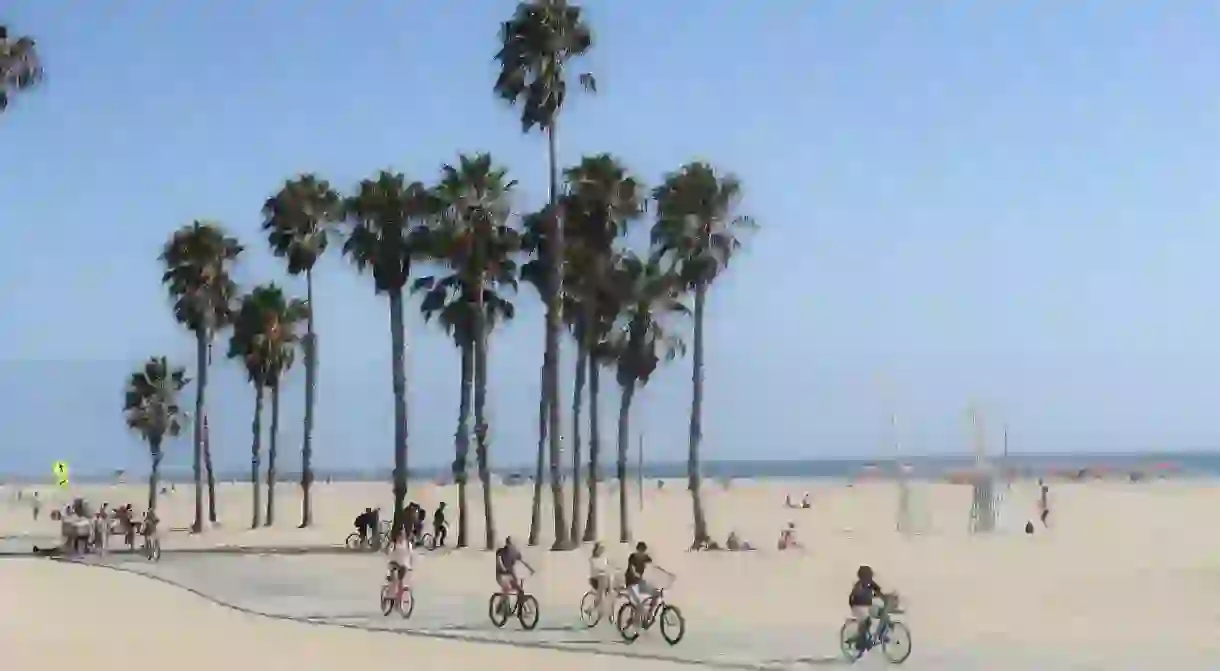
881;621;912;664
488;594;510;628
346;533;362;550
839;618;864;661
579;591;602;627
616;602;641;643
517;594;540;630
398;589;415;619
419;533;434;550
659;604;685;645
380;585;395;616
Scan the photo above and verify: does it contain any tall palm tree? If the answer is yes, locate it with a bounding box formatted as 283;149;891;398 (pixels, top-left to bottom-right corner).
518;210;551;546
161;221;243;532
561;154;645;541
650;162;756;548
415;155;519;549
123;357;189;513
495;0;596;550
606;253;687;542
343;171;433;533
262;174;341;528
0;26;41;113
254;286;307;527
228;291;271;530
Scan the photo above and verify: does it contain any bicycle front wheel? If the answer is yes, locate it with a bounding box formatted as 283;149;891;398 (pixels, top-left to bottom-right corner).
882;621;912;664
659;604;685;645
398;589;415;619
518;594;540;630
579;591;602;628
419;533;434;550
380;586;395;616
346;533;362;550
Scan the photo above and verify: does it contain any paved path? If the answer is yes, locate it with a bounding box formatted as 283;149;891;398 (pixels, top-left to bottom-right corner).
60;551;1218;670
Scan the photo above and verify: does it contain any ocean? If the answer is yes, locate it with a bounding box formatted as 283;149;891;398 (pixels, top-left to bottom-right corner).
17;451;1220;485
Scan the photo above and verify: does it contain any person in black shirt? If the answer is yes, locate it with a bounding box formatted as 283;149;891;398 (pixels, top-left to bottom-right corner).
354;508;373;545
495;536;534;596
847;565;888;652
624;541;671;614
432;503;447;547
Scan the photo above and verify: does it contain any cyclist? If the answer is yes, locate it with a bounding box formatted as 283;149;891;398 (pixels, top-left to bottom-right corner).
587;542;613;619
624;541;670;614
495;536;534;599
387;531;414;599
847;565;889;652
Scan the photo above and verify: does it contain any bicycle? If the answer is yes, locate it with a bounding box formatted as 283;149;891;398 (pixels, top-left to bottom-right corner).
615;584;685;645
838;594;912;664
379;569;415;619
488;579;540;630
579;578;630;628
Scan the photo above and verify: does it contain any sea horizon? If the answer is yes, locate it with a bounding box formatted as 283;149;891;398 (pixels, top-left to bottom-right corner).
6;449;1220;485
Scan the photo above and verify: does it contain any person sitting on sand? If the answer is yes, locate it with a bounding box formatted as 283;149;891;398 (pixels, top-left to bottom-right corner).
785;494;796;508
778;522;803;550
495;537;534;601
801;492;812;509
725;531;754;551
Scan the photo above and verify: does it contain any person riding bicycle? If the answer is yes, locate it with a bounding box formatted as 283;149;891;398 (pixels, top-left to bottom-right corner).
495;536;533;598
354;507;374;545
848;565;889;652
624;541;669;615
387;532;414;596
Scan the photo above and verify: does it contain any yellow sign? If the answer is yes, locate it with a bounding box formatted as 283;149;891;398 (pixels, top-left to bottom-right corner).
52;460;69;488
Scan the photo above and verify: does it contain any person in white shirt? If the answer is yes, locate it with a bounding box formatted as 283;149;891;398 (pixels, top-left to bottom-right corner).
387;533;414;597
588;542;610;592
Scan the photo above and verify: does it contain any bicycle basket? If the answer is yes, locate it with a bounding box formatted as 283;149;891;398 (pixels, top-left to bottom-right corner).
884;593;904;613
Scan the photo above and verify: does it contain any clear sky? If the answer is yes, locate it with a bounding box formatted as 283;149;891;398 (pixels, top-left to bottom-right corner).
2;2;1218;477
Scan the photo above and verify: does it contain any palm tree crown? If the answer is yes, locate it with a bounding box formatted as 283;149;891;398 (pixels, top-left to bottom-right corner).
494;0;596;131
228;284;307;384
161;221;243;332
123;357;189;446
650;162;756;286
342;171;433;292
0;26;41;113
262;174;341;275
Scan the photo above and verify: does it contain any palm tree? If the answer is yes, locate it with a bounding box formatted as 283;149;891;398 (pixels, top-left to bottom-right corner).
517;210;551;546
161;221;243;532
561;154;645;541
650;162;756;548
606;253;687;541
255;286;307;527
0;26;41;113
342;171;433;534
494;0;596;550
123;357;189;513
417;154;520;550
262;174;341;528
228;291;270;530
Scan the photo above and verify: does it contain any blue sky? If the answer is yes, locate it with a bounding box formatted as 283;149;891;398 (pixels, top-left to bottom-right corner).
2;2;1219;477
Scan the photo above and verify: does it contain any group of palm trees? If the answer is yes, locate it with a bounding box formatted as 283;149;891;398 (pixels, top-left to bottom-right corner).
15;1;756;551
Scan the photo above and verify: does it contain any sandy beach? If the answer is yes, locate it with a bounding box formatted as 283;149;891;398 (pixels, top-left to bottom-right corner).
5;477;1220;669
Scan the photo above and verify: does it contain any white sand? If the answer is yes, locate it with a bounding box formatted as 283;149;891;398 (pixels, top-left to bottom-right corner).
5;476;1220;667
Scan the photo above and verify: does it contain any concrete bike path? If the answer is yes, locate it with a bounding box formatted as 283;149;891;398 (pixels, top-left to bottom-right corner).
59;552;1208;670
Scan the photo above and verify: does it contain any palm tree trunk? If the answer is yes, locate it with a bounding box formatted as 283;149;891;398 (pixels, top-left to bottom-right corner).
583;355;601;542
569;321;587;543
688;285;710;547
148;440;163;514
388;288;410;534
527;364;546;546
192;328;208;533
545;125;570;551
265;381;280;526
474;292;495;550
250;384;264;530
204;335;217;524
617;379;635;543
300;269;317;528
454;340;473;548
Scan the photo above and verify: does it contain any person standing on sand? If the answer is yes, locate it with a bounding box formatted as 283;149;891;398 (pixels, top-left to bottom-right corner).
1037;480;1050;526
432;503;447;547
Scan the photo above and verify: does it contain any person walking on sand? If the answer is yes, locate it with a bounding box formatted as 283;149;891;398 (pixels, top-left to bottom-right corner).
432;502;447;547
1037;480;1051;526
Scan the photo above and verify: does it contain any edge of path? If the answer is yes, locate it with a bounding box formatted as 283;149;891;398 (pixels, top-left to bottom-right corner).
54;557;811;671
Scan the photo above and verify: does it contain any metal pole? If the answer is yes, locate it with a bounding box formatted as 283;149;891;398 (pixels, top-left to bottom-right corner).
637;434;644;511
